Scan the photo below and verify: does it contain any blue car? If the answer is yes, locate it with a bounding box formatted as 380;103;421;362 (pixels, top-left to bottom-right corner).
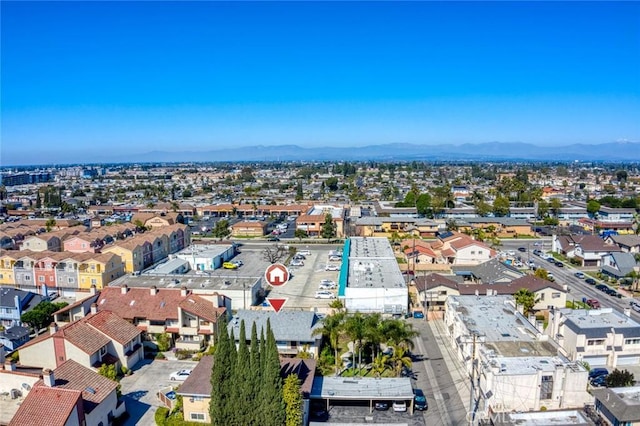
414;389;428;411
413;311;425;319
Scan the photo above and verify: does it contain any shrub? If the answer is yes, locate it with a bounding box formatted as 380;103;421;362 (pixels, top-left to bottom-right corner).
156;333;172;352
155;407;169;426
174;349;196;360
155;352;166;360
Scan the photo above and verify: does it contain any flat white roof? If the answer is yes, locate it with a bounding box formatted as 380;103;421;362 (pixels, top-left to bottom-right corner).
493;410;590;425
310;377;414;400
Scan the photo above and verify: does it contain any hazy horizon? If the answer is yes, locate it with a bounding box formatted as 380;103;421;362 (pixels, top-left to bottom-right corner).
2;2;639;165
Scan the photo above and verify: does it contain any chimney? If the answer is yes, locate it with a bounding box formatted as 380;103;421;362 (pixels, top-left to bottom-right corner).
121;284;128;294
49;323;59;335
90;303;98;314
5;360;16;371
150;286;158;296
180;286;188;297
486;289;492;296
90;284;97;295
43;368;55;387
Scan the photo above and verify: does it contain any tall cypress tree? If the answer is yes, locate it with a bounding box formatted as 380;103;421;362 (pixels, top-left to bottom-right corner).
248;322;262;425
223;329;237;422
260;319;285;425
210;316;232;426
232;321;251;425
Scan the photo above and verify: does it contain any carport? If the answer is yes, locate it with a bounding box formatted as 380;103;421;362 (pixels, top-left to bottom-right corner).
310;376;415;414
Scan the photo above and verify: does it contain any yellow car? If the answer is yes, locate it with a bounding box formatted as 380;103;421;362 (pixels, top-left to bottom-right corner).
222;262;238;270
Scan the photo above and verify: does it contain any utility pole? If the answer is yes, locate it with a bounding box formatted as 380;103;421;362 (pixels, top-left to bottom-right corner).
469;333;477;426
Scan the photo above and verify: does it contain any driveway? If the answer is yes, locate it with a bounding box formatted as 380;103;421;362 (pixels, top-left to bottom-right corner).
119;358;198;426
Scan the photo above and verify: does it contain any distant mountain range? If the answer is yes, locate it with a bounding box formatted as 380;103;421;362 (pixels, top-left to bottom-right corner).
4;141;640;166
107;141;640;163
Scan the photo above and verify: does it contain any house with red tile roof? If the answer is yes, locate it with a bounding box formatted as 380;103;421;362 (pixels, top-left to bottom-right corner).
8;359;123;426
95;285;228;351
18;309;143;371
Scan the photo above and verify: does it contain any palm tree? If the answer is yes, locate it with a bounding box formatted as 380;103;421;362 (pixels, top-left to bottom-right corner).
371;353;390;377
344;313;367;371
389;345;413;377
313;312;346;375
380;319;418;351
363;313;383;359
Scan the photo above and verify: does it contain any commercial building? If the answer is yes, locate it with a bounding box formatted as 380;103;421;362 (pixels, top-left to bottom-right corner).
339;237;408;315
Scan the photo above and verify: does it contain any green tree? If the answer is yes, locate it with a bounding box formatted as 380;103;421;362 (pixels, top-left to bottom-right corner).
155;332;171;352
97;363;118;381
248;323;262;424
492;195;510;217
260;320;285;425
415;193;432;216
587;200;601;217
45;218;57;232
534;268;549;281
321;214;337;241
232;321;252;424
325;177;339;191
606;369;635;387
210;316;234;425
344;313;367;370
514;288;537;316
212;219;231;240
283;374;303;426
549;198;563;218
20;301;68;335
537;199;549;219
294;229;308;241
314;311;346;374
295;181;303;201
474;199;492;217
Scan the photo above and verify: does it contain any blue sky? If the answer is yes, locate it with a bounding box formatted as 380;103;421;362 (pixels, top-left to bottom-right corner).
2;1;639;165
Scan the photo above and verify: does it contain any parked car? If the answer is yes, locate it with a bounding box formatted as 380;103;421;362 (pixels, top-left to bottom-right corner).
591;375;608;387
293;254;306;260
298;250;312;256
631;300;640;312
169;369;192;381
374;401;390;411
585;278;597;285
517;247;527;252
232;260;243;267
325;264;340;271
596;284;608;291
222;262;238;270
319;280;337;290
315;291;336;299
589;368;609;379
267;236;280;241
546;272;555;282
555;261;564;267
574;272;585;279
413;311;425;319
586;299;601;309
413;389;428;411
290;260;304;267
392;400;407;412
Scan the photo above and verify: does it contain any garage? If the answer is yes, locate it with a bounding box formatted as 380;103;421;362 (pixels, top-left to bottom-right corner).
616;355;640;366
583;356;608;367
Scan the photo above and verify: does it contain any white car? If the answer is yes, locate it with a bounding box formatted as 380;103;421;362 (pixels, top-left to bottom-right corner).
298;250;311;256
325;264;340;271
290;260;304;267
392;400;407;412
315;291;336;299
232;260;243;267
319;280;337;290
328;255;342;262
169;369;192;381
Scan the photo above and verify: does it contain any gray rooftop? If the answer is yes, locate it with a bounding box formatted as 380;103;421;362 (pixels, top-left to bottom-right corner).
310;377;414;400
175;243;234;259
228;309;322;343
559;308;640;339
453;258;524;284
492;410;591;426
449;295;556;357
592;386;640;421
347;237;406;290
486;355;584;376
460;217;531;226
147;258;191;275
109;273;259;292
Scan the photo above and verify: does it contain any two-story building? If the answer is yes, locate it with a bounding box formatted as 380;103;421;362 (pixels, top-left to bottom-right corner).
0;287;43;327
228;310;323;358
546;307;640;368
8;360;124;426
18;309;143;370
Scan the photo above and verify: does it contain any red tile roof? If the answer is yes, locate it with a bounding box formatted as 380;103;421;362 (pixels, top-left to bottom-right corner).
179;295;226;323
83;310;141;344
97;287;184;321
47;359;118;409
9;386;82;426
55;321;111;355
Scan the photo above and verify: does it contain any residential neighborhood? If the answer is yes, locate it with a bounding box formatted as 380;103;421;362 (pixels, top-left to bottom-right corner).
0;161;640;425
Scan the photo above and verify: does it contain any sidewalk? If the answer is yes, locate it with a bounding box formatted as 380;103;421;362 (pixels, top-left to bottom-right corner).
428;318;472;414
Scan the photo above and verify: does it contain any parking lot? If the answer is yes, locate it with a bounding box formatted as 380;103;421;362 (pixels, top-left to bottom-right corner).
313;400;426;425
119;358;198;426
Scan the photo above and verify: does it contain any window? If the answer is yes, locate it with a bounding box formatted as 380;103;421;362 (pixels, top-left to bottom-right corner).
68;277;75;284
25;275;31;281
190;413;205;421
38;276;45;282
625;338;640;345
478;250;483;255
91;279;97;285
540;375;553;400
552;292;561;299
439;291;447;296
470;251;476;255
192;396;204;402
587;339;606;346
539;293;545;301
